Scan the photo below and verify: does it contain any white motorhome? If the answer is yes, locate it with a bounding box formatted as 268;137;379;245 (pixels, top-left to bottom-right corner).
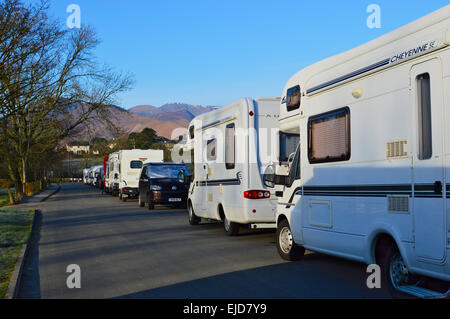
187;97;280;235
91;165;103;188
106;152;119;195
264;6;450;298
117;149;164;201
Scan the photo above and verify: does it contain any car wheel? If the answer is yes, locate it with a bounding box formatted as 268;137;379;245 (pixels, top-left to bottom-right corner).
223;214;239;236
188;204;200;225
276;219;305;261
138;194;145;207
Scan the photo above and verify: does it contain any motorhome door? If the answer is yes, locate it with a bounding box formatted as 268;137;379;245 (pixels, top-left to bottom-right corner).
411;59;446;262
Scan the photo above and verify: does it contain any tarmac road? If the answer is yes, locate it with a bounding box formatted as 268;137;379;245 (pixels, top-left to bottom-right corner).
16;183;390;299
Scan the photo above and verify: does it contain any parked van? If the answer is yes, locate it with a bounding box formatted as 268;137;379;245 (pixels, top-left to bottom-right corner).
264;6;450;298
187;97;280;235
117;149;164;201
138;162;190;209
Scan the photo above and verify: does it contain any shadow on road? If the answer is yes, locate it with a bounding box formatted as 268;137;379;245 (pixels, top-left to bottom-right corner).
116;253;391;299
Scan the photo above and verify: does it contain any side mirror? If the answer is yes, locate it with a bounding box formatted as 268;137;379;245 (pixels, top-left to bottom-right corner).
263;165;276;188
178;170;192;184
264;165;291;187
177;170;185;184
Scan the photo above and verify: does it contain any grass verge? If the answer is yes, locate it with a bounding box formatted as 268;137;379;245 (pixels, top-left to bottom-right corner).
0;195;9;207
0;209;34;298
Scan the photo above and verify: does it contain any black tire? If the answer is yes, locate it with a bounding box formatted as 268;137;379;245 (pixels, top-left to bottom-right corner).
378;240;417;298
119;192;123;200
276;219;305;261
188;203;200;225
148;201;154;210
122;195;127;202
223;214;240;236
138;194;145;207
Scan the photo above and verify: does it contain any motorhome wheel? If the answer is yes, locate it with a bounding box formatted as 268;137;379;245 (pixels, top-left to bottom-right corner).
223;215;239;236
276;219;304;261
379;242;417;298
188;204;200;225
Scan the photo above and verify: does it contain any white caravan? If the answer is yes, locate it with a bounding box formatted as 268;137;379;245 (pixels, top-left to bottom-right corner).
118;149;164;201
264;6;450;298
187;97;280;235
106;152;119;195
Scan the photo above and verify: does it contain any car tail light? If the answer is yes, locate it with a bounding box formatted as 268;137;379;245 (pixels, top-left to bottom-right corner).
244;190;271;199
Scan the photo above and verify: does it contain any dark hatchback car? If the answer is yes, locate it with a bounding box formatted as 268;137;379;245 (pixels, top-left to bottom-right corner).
138;163;190;210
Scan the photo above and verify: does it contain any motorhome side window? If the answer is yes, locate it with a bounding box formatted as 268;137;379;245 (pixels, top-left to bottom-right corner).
207;139;217;161
308;107;351;164
225;123;235;170
279;132;300;162
417;73;432;160
286;85;301;111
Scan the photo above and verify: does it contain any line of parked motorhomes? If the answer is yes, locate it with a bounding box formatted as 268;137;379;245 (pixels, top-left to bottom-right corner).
84;7;450;298
83;149;192;209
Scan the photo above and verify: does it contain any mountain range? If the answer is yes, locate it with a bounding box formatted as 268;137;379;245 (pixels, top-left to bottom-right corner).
71;103;217;140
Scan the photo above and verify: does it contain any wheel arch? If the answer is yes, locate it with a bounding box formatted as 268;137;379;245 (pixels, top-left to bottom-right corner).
366;226;410;268
277;213;288;226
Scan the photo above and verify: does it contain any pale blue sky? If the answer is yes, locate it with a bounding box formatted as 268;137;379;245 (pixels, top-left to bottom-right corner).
40;0;449;109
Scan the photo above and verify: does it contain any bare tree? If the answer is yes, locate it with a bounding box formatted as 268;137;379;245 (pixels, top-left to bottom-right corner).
0;0;133;200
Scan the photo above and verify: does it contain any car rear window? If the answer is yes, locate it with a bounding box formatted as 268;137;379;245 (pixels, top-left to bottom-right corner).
130;161;143;169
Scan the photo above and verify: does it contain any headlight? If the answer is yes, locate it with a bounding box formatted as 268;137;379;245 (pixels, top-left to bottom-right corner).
150;185;162;191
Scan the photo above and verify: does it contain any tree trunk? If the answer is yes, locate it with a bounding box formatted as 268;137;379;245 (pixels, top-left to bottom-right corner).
7;187;15;205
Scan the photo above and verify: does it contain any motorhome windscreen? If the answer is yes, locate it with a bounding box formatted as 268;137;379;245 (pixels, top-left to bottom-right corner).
279;132;300;162
147;165;189;179
130;161;143;169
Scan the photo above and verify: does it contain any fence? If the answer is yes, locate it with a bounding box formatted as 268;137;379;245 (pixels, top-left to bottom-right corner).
22;180;49;197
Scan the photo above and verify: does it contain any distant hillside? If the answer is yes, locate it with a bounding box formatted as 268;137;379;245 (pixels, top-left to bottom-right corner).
128;103;216;122
127;105;159;117
68;102;217;140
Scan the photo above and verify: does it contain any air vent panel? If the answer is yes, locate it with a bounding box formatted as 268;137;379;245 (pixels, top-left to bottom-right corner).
387;196;409;213
386;140;408;159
